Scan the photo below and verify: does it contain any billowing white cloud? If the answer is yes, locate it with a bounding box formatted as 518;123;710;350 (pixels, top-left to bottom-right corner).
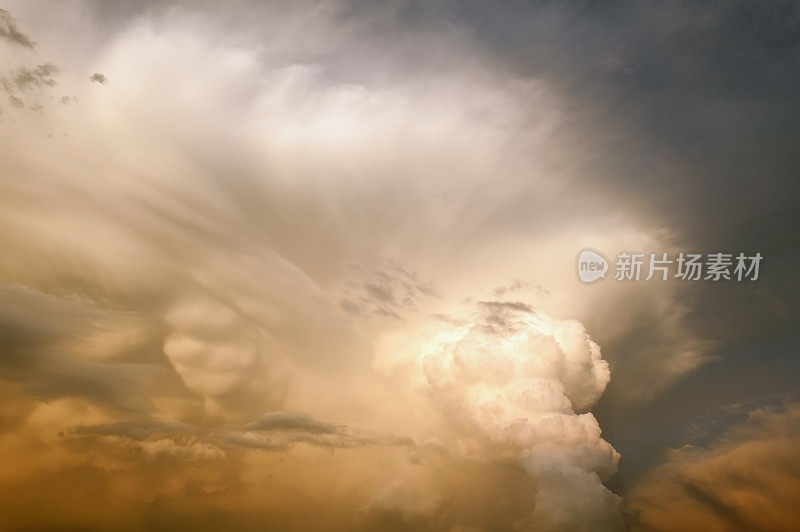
375;302;622;529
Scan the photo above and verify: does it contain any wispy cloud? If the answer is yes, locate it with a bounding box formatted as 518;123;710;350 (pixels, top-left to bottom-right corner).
0;8;34;48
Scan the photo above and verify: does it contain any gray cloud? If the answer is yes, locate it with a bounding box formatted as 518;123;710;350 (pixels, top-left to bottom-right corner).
0;8;33;48
1;64;60;107
73;418;193;440
0;285;172;413
474;300;536;335
0;9;61;112
340;262;439;320
12;63;58;89
492;279;527;296
239;411;340;434
73;410;414;455
229;411;415;451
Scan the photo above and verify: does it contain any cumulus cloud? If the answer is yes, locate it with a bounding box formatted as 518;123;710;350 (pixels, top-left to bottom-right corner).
375;301;622;529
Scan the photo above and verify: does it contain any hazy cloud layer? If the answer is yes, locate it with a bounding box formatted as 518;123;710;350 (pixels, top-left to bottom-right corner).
626;403;800;531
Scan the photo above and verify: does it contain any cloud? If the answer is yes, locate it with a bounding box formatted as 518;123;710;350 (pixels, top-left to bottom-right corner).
0;1;730;528
0;8;33;48
73;418;193;440
492;279;533;297
225;421;414;452
240;411;340;434
0;63;61;110
0;9;63;113
625;402;800;531
72;410;414;457
11;63;57;89
375;302;622;530
75;419;229;460
339;262;440;320
138;436;226;459
474;300;536;335
0;285;170;413
89;72;106;84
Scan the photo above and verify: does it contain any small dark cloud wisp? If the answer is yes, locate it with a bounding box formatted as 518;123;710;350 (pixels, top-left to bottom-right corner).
89;72;107;84
0;9;34;48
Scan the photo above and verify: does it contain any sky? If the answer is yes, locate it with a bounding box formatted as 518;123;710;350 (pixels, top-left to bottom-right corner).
0;1;799;530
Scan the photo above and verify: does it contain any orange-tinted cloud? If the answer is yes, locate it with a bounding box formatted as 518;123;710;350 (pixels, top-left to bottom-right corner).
626;403;800;531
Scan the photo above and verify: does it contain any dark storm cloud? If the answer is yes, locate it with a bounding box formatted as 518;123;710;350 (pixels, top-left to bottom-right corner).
0;8;33;48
